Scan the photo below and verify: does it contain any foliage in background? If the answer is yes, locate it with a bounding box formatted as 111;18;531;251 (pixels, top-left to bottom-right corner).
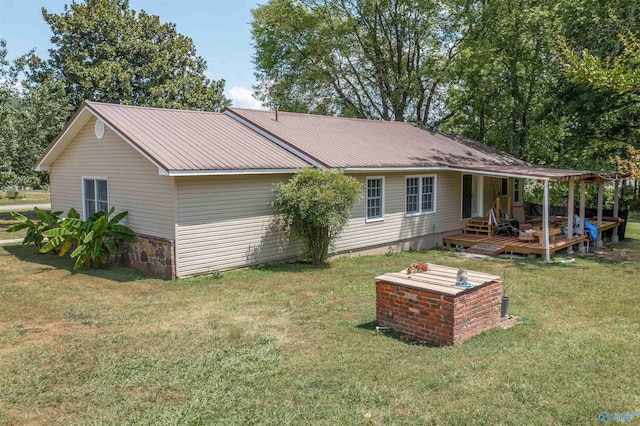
40;207;134;270
0;40;73;189
272;169;363;264
41;0;230;112
7;207;63;249
252;0;474;122
0;0;232;189
561;31;640;184
561;33;640;95
616;145;640;183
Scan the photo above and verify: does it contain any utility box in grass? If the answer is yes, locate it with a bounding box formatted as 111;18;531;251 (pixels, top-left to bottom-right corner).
375;264;505;346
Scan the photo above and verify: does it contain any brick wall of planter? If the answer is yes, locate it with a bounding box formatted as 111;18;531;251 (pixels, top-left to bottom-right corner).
376;280;502;346
121;234;175;280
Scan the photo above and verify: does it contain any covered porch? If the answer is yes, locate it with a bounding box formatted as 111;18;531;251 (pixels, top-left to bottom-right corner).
446;166;628;260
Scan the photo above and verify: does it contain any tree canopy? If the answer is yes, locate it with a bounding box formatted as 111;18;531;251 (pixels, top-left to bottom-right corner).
252;0;474;122
42;0;230;111
1;0;232;188
0;41;71;188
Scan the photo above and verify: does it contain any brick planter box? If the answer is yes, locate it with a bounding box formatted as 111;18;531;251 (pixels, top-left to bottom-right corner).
375;264;503;346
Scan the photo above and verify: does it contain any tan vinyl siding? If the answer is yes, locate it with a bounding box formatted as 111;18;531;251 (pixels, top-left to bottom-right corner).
335;171;466;251
49;116;175;239
175;175;299;277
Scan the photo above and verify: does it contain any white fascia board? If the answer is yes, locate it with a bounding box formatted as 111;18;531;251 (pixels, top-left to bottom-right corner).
167;168;302;177
342;166;551;181
224;110;324;169
85;109;169;175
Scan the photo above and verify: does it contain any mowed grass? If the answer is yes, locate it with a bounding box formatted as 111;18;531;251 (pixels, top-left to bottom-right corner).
0;190;50;206
1;220;639;425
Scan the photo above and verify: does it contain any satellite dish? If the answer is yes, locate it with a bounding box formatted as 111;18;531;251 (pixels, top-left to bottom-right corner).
95;119;105;140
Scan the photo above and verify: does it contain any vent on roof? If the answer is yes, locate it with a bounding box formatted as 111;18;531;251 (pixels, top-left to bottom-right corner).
95;119;105;140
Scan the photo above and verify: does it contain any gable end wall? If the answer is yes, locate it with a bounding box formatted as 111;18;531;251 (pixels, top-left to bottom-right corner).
49;116;175;240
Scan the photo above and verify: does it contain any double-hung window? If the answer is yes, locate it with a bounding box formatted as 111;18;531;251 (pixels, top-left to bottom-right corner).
366;177;384;221
83;178;109;218
405;175;436;215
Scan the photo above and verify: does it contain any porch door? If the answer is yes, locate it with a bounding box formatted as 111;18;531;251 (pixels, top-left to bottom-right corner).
462;174;482;219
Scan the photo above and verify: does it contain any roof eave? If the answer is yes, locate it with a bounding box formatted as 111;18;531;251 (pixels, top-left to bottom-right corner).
167;168;304;177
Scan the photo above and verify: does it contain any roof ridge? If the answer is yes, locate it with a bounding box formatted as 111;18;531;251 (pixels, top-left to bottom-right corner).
227;107;412;125
86;101;225;116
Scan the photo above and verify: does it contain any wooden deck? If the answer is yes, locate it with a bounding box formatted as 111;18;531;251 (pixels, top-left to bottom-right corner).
443;219;622;257
443;232;590;256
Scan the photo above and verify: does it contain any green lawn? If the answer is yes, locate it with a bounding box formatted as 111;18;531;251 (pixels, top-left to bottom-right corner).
0;220;639;424
0;189;50;206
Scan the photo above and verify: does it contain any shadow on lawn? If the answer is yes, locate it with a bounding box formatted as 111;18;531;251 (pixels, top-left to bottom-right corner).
356;320;440;347
250;261;333;274
2;244;151;283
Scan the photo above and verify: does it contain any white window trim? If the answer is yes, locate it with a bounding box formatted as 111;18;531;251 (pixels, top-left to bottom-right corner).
405;174;437;217
365;176;385;223
81;176;109;220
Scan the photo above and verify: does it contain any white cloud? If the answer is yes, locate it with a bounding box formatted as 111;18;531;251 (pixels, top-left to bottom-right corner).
0;78;23;95
226;86;265;110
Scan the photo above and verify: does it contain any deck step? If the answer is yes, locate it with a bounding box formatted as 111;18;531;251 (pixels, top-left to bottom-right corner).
463;225;494;235
466;243;506;255
463;218;494;235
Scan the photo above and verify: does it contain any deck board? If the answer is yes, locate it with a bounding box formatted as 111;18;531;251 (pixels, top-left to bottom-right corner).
444;233;590;256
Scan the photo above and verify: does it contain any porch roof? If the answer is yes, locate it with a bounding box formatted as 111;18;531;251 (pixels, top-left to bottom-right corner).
454;165;626;183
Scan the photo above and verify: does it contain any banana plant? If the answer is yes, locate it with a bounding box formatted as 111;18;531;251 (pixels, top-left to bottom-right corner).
7;207;63;249
40;207;135;269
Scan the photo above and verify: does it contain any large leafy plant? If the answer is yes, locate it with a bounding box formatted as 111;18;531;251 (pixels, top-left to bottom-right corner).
7;207;63;249
40;207;135;270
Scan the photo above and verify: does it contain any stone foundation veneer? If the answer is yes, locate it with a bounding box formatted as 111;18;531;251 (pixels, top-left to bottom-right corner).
121;234;176;280
376;279;503;346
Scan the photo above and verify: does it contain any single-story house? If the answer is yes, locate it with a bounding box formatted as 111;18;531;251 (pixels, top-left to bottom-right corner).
35;102;624;279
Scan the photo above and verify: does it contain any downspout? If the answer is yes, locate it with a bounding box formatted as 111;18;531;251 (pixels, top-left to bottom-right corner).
543;179;551;263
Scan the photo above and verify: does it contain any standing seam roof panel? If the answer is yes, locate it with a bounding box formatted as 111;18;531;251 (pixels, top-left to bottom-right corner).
86;102;310;171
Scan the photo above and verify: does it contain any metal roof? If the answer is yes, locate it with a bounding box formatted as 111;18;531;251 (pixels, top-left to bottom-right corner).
225;108;529;169
37;102;310;174
37;102;623;181
226;108;619;182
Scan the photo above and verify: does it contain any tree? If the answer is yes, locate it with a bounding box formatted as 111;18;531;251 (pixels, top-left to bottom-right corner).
0;43;71;188
272;168;363;264
441;0;565;164
560;24;640;179
42;0;230;111
442;0;640;171
252;0;476;122
561;33;640;95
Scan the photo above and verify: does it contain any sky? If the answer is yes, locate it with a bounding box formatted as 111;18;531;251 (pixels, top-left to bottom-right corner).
0;0;266;109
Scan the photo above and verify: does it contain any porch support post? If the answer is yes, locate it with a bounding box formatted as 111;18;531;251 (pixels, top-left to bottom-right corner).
578;181;586;253
597;181;604;248
543;179;551;263
567;178;575;254
612;180;620;243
